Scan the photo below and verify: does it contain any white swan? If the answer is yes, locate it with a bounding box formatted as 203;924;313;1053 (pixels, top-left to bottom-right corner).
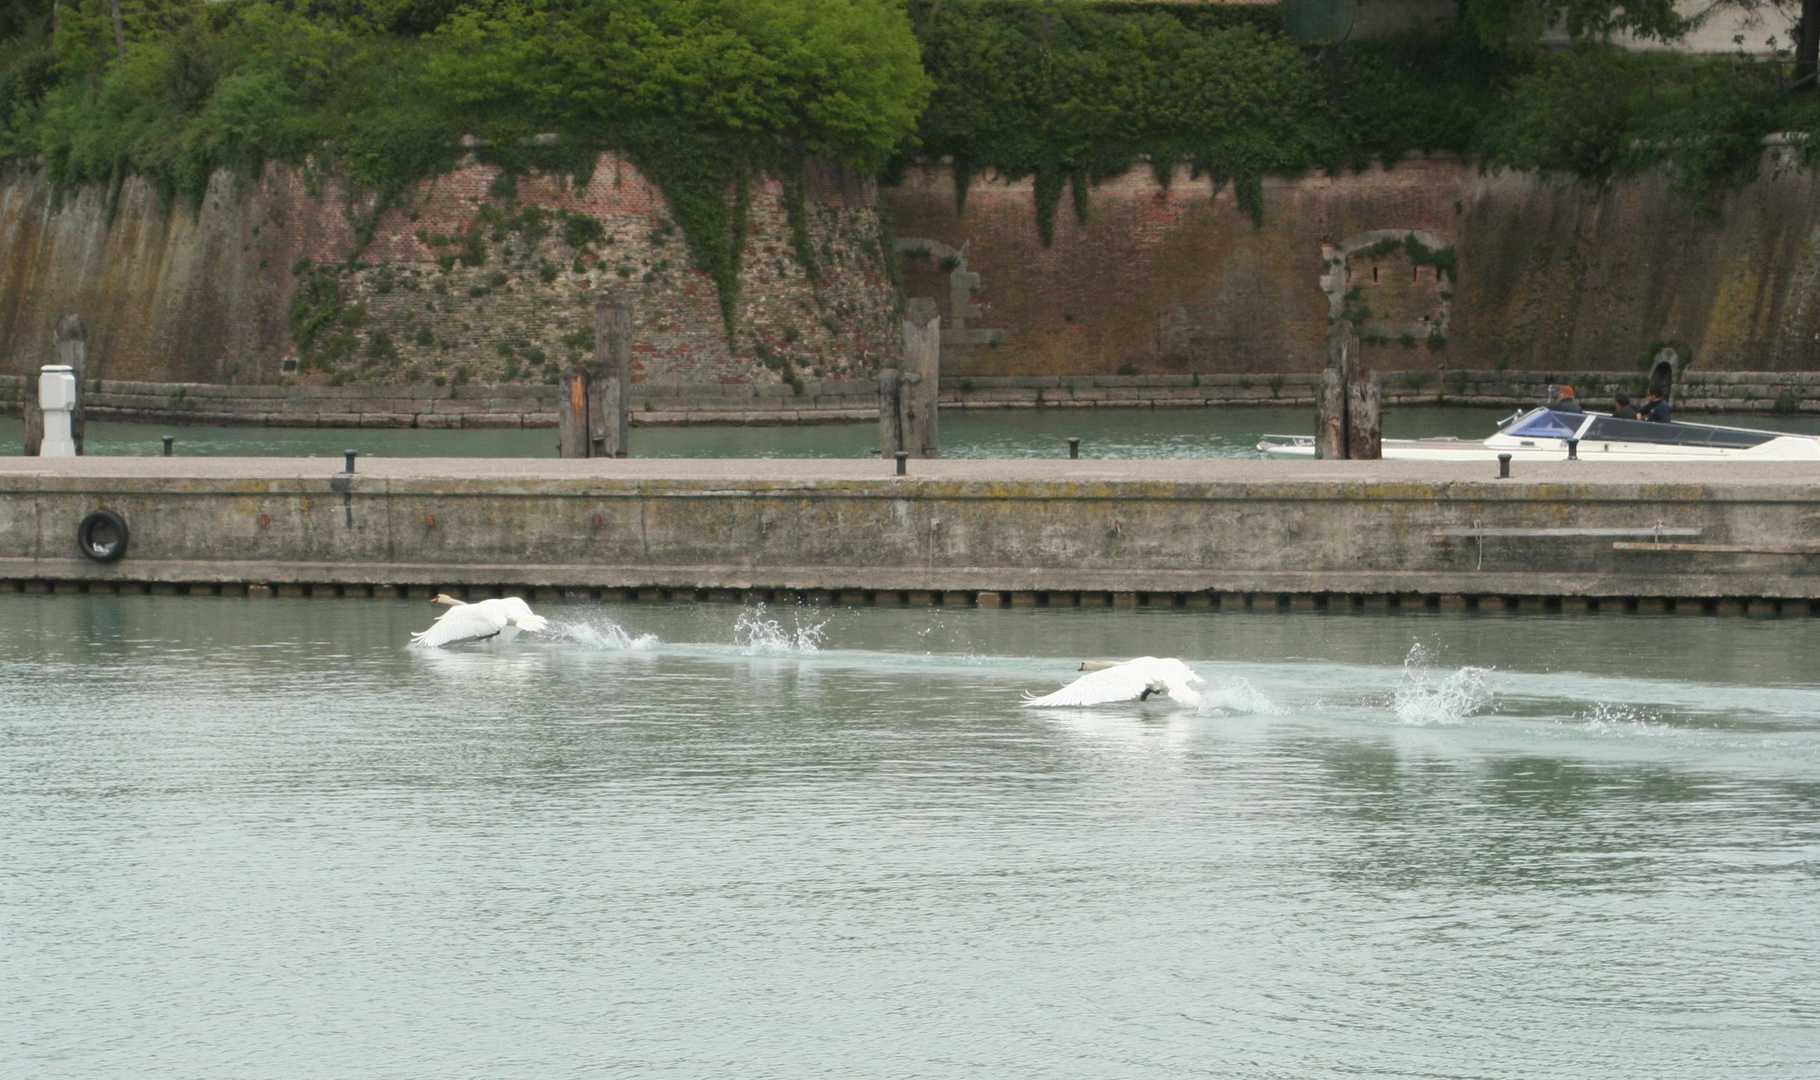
1023;657;1204;708
410;594;549;647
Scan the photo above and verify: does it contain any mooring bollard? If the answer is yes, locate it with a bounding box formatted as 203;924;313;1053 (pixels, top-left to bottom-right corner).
1498;453;1512;478
1566;439;1579;461
343;450;359;473
162;436;173;457
37;365;77;458
1068;437;1080;460
895;450;908;476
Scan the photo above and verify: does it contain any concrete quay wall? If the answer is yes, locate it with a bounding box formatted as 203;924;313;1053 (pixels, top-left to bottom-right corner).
2;459;1817;610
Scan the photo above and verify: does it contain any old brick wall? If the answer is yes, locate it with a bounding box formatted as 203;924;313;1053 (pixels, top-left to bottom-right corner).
0;155;899;387
11;148;1820;397
883;152;1820;379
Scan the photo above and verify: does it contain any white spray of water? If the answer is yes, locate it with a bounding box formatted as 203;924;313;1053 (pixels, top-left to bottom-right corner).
1194;677;1287;716
1575;701;1668;735
733;604;826;654
548;618;660;651
1392;643;1492;725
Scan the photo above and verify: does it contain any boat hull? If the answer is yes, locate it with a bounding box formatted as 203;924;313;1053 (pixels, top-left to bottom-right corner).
1261;439;1820;462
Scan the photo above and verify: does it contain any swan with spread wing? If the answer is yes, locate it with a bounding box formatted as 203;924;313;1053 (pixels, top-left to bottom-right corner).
1022;657;1204;708
410;594;549;647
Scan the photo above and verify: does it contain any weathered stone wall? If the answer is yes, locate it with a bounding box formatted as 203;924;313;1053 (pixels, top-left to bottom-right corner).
882;151;1820;381
13;148;1820;400
0;155;898;388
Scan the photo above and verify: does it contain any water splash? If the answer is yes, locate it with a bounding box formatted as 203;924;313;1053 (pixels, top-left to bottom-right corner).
1195;677;1286;716
1575;701;1669;735
1393;643;1492;725
733;604;826;655
549;618;660;651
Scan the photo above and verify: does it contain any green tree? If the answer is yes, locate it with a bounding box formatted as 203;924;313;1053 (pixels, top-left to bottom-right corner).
429;0;929;170
1456;0;1689;52
912;0;1325;231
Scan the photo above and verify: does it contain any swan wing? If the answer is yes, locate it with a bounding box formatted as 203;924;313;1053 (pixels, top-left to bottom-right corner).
1022;657;1203;708
410;604;508;647
482;597;549;633
1154;658;1204;704
1159;658;1205;688
1023;663;1165;707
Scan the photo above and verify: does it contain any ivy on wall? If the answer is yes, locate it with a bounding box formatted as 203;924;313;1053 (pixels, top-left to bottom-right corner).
906;2;1819;237
0;0;1812;314
0;0;928;339
909;0;1327;234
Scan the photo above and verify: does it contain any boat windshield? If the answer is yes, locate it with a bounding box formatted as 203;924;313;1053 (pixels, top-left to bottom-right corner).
1580;415;1778;449
1502;409;1587;440
1497;408;1784;448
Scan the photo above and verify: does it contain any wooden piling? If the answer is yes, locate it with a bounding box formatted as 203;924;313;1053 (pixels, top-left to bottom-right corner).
1315;368;1346;460
557;293;632;459
901;297;940;458
56;315;86;454
1345;371;1382;461
591;290;632;458
558;367;589;458
1313;319;1380;461
878;367;903;458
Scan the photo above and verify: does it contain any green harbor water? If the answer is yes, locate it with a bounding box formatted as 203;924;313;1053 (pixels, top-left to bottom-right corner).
3;404;1820;455
8;405;1820;459
4;594;1818;1077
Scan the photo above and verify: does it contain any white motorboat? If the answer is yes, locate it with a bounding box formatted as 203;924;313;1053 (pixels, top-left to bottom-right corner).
1257;408;1820;462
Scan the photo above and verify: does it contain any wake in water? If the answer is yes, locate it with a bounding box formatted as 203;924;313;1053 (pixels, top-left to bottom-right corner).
1392;643;1493;725
1193;677;1286;716
733;604;827;655
1573;700;1672;736
547;616;661;651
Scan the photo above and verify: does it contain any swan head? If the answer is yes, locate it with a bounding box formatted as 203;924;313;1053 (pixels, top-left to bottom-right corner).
1078;660;1120;671
431;593;463;606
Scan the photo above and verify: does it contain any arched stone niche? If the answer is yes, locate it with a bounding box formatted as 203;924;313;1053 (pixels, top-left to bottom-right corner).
1649;347;1682;403
1319;229;1454;345
894;238;1006;355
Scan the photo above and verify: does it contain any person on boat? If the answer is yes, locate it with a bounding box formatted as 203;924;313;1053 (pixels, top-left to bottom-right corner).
1639;388;1673;423
1549;385;1583;413
1611;392;1640;420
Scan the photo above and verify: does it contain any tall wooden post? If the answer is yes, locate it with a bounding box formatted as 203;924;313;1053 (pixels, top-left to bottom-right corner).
1313;319;1380;461
24;314;86;456
558;292;633;459
901;297;940;459
22;378;41;456
558;367;589;458
1346;370;1382;460
1315;320;1353;460
590;290;632;458
878;367;904;458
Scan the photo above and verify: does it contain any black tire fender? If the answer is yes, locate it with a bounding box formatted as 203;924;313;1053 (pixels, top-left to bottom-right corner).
77;510;129;563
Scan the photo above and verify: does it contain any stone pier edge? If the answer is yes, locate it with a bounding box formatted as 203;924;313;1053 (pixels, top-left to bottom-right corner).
6;459;1817;611
3;570;1815;617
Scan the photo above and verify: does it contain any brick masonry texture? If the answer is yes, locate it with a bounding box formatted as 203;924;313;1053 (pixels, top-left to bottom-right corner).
881;150;1820;378
0;155;898;388
10;149;1820;398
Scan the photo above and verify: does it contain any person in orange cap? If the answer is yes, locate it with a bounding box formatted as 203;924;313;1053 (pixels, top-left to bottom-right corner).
1549;384;1583;413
